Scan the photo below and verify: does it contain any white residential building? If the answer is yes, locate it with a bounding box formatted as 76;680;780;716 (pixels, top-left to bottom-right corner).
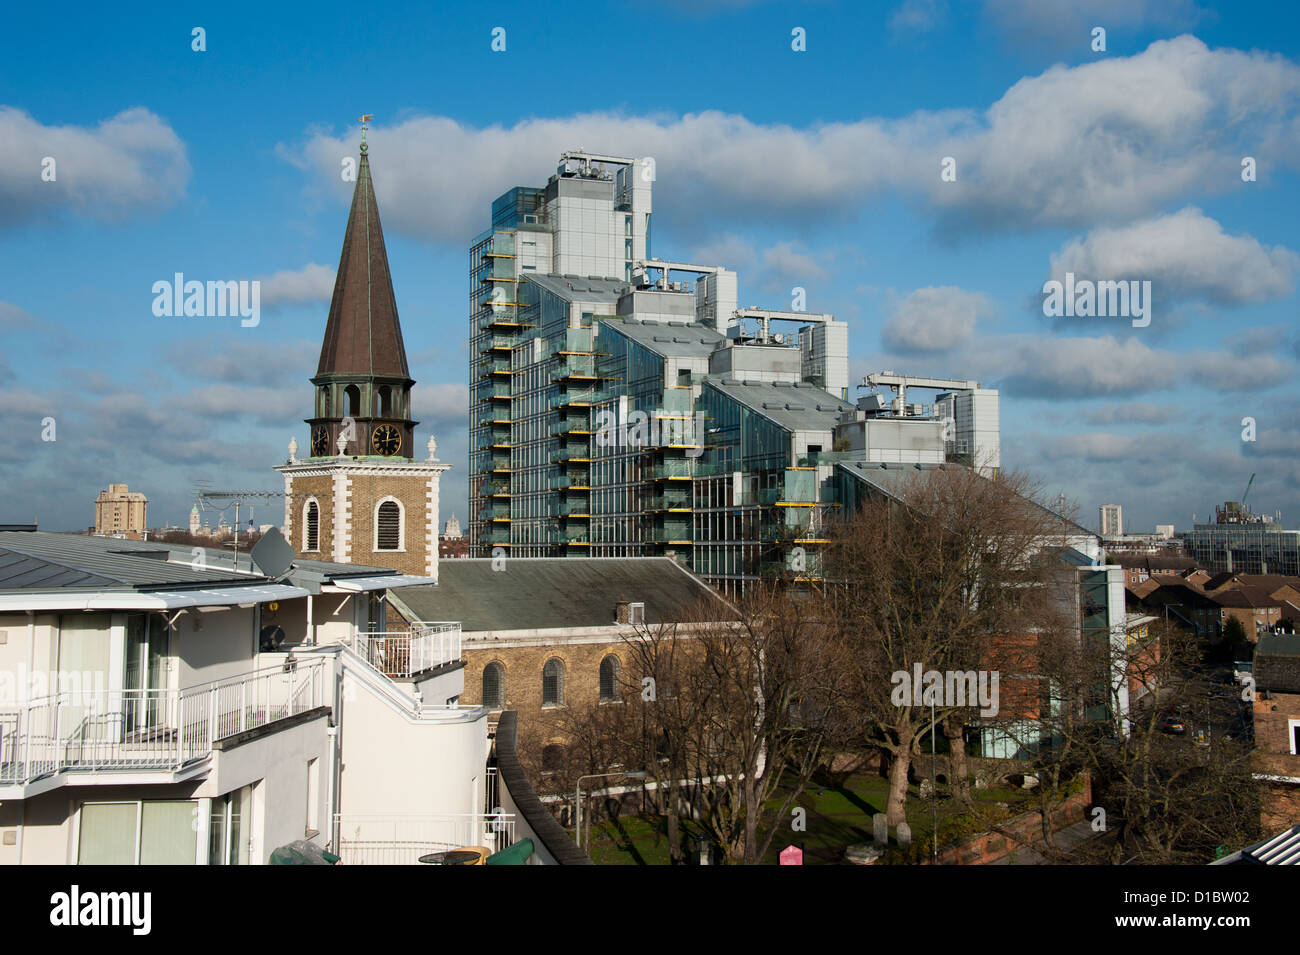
0;529;515;865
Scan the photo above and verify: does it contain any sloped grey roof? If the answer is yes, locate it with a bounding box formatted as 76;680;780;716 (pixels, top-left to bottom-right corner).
0;531;256;591
0;531;403;594
525;273;629;303
98;536;395;579
837;462;1097;539
602;317;725;358
706;378;853;433
395;557;726;632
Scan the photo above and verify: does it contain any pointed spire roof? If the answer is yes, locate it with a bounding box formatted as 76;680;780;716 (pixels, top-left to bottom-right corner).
316;142;412;381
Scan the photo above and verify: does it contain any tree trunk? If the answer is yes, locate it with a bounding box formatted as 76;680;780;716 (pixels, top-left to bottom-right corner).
742;776;760;865
944;716;973;805
665;782;682;864
886;748;911;827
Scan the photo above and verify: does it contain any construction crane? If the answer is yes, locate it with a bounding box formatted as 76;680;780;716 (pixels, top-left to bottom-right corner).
1242;473;1256;510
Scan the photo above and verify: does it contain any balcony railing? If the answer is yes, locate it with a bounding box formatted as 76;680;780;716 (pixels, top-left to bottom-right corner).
334;812;517;865
352;624;462;680
0;659;328;787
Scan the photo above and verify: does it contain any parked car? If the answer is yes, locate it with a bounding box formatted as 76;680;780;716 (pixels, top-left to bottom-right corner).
1161;716;1187;735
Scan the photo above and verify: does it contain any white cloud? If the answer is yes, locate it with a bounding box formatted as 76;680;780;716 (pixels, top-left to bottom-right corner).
0;107;190;225
284;37;1300;242
1077;401;1180;425
962;333;1292;397
890;0;949;35
257;263;336;308
1227;324;1292;357
882;286;991;352
755;241;829;294
0;303;39;328
1049;208;1299;305
412;383;468;432
983;0;1206;50
167;337;318;385
688;233;758;272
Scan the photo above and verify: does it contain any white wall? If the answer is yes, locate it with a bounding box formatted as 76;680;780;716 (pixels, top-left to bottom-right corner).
173;606;257;688
336;668;487;818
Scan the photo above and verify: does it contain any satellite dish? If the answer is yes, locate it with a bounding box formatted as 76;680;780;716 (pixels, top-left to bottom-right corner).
250;526;296;578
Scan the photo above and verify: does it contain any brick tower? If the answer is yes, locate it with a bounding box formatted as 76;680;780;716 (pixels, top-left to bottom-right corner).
276;126;448;579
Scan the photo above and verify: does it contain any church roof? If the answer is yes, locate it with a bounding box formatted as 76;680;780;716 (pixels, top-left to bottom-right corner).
316;144;411;382
394;557;728;632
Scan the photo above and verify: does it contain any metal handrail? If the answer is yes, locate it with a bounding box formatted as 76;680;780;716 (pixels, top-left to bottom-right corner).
0;659;326;786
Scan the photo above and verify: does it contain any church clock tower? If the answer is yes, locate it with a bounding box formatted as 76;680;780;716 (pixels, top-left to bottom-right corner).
275;124;448;580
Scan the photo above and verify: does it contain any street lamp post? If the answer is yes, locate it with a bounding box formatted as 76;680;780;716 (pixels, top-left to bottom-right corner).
575;770;648;851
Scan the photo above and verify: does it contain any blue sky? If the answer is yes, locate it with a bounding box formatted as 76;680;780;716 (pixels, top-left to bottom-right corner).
1;0;1298;535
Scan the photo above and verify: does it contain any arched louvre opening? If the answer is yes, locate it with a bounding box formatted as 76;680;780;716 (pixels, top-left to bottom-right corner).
376;501;401;550
305;501;320;551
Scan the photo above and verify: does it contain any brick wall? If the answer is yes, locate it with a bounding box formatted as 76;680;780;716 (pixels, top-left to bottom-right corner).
930;779;1093;865
1253;691;1300;756
287;475;337;558
463;640;631;738
1253;691;1300;830
346;472;431;577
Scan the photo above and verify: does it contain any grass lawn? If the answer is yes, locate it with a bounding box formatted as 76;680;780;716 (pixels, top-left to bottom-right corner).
586;770;1036;865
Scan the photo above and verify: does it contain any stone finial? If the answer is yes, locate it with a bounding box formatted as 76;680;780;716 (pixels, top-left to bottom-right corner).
287;436;298;463
427;434;438;461
336;430;349;457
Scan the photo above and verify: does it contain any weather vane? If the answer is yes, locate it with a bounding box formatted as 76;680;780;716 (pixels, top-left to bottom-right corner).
358;113;373;151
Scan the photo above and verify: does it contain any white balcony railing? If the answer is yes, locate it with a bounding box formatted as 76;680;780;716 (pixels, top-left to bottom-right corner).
0;658;327;787
333;812;516;865
353;622;461;679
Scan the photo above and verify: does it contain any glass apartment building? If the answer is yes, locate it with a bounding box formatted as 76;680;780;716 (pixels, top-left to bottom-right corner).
467;151;997;595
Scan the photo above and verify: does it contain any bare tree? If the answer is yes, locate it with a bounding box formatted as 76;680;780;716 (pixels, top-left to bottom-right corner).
1028;618;1261;863
557;586;846;864
824;466;1076;828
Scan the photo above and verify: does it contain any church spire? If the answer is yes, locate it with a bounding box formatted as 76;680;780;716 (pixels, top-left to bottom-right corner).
307;120;418;460
315;125;411;381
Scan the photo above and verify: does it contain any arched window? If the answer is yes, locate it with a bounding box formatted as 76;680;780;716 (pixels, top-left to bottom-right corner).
482;662;504;709
377;385;392;417
542;658;565;707
599;655;621;702
375;498;402;551
345;384;360;418
303;499;320;552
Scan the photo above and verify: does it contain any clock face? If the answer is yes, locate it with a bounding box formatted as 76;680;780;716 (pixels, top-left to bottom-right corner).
311;426;331;457
372;424;402;456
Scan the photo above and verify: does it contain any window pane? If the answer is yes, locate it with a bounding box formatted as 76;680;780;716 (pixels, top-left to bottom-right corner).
208;800;227;865
229;786;250;865
141;801;197;865
79;803;138;864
